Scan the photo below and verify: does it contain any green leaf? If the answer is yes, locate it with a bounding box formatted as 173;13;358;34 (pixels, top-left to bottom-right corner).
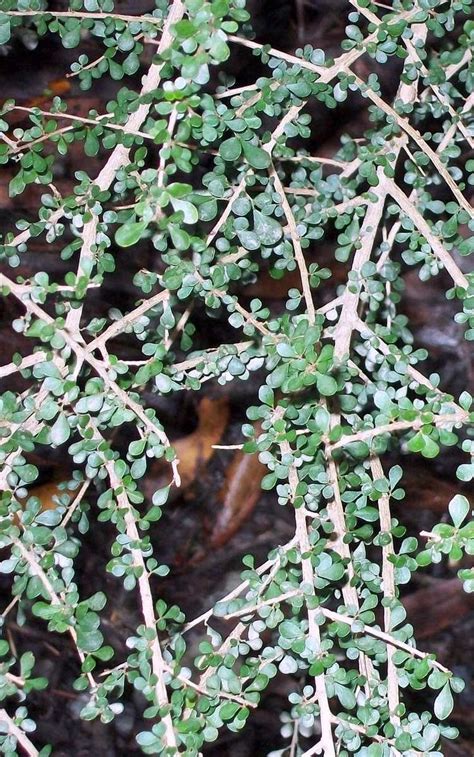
242;141;271;170
136;731;159;748
84;130;100;157
279;619;301;639
276;342;296;358
237;230;260;250
457;464;473;482
170;197;198;225
155;374;173;393
13;464;38;484
421;435;440;459
448;494;470;528
62;27;81;48
152;487;170;507
0;15;11;45
220;701;240;721
316;373;338;397
210;35;230;62
76;627;103;653
219;137;242;161
169;225;190;250
434;682;454;720
115;221;147;247
334;683;356;710
407;432;425;452
287;81;312;98
50;413;70;446
123;52;140;76
258;385;274;406
253;210;282;246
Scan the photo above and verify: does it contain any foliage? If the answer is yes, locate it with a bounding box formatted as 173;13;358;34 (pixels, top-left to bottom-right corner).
0;0;473;754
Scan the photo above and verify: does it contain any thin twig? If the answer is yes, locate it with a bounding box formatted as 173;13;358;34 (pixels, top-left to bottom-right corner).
63;0;186;341
0;709;39;757
0;272;180;486
13;540;97;689
104;452;178;749
270;168;315;324
370;457;400;725
280;437;335;756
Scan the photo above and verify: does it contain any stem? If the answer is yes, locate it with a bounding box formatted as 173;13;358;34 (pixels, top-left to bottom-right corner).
105;456;178;750
0;710;39;757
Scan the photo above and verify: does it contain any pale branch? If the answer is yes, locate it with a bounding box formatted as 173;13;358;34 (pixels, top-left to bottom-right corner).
193;621;247;698
157;107;179;190
333;15;427;359
323;427;376;690
227;7;415;88
7;105;152;148
63;0;186;340
223;588;301;618
322;608;451;675
354;318;466;415
180;538;297;635
404;53;474;149
12;540;97;690
163;664;256;709
103;453;178;751
1;596;20;621
0;709;39;757
206;173;249;247
370;456;400;726
1;10;163;24
172;341;255;374
193;273;271;337
332;181;387;360
270;167;316;324
85;289;170;353
321;34;429;696
0;352;49;379
206;102;310;248
346;71;473;218
329;412;469;452
436;92;474;155
224;589;450;675
280;155;348;169
2;207;65;253
387;181;470;289
0;272;180;485
215;82;260;99
280;437;336;757
60;479;92;529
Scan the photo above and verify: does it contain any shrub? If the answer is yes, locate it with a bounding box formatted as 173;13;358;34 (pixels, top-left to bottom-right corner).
0;0;473;754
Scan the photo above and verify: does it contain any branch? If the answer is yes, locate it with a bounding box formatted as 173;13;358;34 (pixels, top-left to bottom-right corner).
0;710;39;757
370;457;400;725
387;181;469;289
63;0;186;340
280;438;336;756
270;168;316;324
103;449;178;750
13;540;96;690
354;319;465;415
346;71;473;218
224;589;451;674
0;272;180;486
329;412;469;452
1;10;163;24
332;180;387;359
85;289;170;353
